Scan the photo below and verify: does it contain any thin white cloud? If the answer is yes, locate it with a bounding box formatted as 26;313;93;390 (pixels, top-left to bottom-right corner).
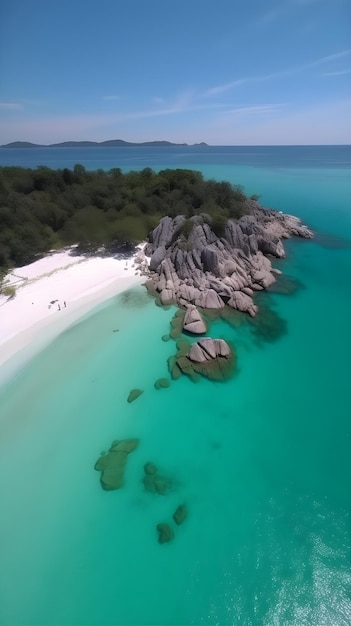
0;102;23;110
309;49;351;67
322;68;351;76
224;104;283;115
0;95;230;144
205;49;351;96
207;97;351;145
103;88;231;122
1;97;350;145
205;79;249;97
114;101;227;122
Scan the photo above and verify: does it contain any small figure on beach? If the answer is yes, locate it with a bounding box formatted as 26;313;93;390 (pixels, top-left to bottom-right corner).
64;301;66;308
58;304;61;311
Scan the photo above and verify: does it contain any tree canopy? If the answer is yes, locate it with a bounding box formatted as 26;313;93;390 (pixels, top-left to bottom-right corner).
0;164;249;269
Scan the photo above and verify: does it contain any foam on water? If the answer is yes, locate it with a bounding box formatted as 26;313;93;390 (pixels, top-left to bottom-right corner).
0;150;350;625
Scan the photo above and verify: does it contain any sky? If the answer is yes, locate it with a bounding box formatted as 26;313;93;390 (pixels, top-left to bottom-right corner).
0;0;350;145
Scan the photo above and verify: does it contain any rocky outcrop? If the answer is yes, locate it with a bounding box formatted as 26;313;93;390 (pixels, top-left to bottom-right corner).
183;306;207;334
188;338;231;362
144;462;158;475
173;504;187;525
144;202;313;316
169;309;185;339
156;522;174;544
172;337;235;381
142;462;172;495
127;389;143;403
154;377;170;390
94;438;139;490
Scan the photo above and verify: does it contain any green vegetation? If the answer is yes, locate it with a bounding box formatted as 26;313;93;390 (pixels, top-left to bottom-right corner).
1;284;16;299
0;165;249;270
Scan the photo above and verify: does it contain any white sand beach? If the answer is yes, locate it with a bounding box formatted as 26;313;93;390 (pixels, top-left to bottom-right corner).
0;246;148;379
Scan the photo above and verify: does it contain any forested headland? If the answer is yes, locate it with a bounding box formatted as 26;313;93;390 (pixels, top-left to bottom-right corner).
0;164;251;270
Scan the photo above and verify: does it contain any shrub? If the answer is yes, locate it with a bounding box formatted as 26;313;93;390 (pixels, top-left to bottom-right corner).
2;284;16;299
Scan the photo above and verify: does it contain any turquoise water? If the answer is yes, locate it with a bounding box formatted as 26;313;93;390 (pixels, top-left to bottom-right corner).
0;147;350;625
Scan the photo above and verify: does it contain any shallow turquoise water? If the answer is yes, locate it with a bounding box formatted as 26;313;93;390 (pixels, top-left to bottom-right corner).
0;149;350;625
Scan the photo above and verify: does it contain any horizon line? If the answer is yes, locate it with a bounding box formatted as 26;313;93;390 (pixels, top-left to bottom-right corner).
1;140;351;148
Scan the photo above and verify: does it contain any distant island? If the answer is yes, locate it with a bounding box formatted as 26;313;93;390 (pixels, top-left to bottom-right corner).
1;140;208;149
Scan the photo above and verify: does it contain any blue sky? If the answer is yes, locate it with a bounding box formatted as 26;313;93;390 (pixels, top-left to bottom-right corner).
0;0;350;145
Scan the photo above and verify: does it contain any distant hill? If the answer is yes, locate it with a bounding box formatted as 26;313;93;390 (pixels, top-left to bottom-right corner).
1;139;208;148
1;141;46;148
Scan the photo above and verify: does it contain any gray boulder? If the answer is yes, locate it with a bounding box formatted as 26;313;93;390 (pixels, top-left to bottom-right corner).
202;289;225;310
227;291;258;317
201;247;219;274
160;288;174;304
150;216;174;248
188;338;231;362
149;246;167;272
183;306;207;334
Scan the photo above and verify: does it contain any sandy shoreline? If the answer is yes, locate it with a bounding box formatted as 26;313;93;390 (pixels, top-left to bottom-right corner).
0;246;147;382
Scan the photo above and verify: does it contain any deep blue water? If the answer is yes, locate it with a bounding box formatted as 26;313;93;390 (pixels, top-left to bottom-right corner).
1;144;350;171
0;146;350;626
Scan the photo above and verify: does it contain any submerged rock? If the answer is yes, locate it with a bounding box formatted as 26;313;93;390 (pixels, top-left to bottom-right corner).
173;504;187;525
313;231;351;249
176;338;191;356
154;377;170;390
157;522;174;544
266;273;304;295
95;438;139;490
111;439;139;454
248;298;288;343
143;462;172;495
127;389;144;403
143;473;172;495
169;310;185;339
144;462;158;475
168;355;182;380
220;306;246;327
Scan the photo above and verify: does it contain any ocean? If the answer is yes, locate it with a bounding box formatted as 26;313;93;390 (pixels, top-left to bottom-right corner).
0;146;350;626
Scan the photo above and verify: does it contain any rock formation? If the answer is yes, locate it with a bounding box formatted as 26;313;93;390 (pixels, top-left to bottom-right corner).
154;377;170;390
173;504;187;525
156;522;174;544
127;389;144;403
169;337;234;382
187;338;231;362
185;337;234;381
144;462;158;475
94;438;139;490
182;305;207;334
144;201;313;316
169;309;185;339
142;462;172;495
